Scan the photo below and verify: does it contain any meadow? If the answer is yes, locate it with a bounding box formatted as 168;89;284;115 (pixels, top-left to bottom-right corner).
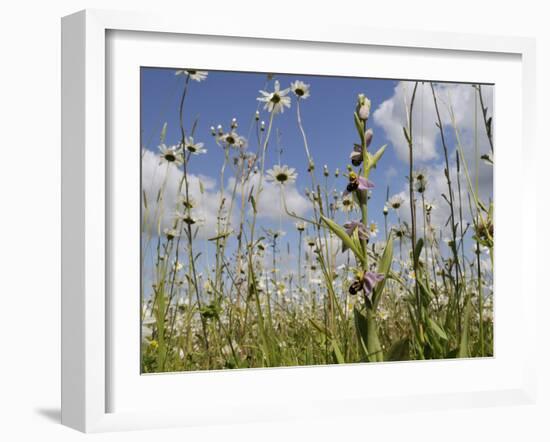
140;69;494;372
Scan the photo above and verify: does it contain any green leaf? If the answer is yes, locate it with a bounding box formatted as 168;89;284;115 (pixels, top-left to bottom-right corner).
353;307;369;359
403;126;411;144
320;215;365;263
459;293;473;358
386;338;410;361
417;275;433;307
250;195;257;214
428;318;448;341
160;122;168;143
350;227;363;256
331;340;345;364
308;318;331;337
413;238;424;269
372;232;394;308
369;144;388;170
366;309;384;362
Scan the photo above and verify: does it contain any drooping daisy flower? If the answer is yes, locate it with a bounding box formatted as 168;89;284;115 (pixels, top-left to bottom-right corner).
290;80;310;99
474;214;494;246
413;169;428;193
394;224;408;239
218;131;247;149
175;70;208;82
158;144;183;165
368;221;379;238
388;194;405;210
184;136;207;155
339;193;357;212
266;164;297;185
295;221;306;232
174;209;205;226
257;80;291;114
180;197;196;210
344;171;374;195
163;228;180;241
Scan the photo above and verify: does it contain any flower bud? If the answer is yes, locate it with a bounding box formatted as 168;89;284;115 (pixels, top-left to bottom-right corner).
359;103;371;120
356;94;371;121
365;128;373;147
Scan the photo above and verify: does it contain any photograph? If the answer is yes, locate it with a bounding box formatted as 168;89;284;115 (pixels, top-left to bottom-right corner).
140;68;494;373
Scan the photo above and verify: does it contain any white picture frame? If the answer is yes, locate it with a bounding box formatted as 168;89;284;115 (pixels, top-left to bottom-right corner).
61;9;537;433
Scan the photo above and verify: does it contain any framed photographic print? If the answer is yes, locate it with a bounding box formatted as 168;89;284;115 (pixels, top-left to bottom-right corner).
61;9;537;432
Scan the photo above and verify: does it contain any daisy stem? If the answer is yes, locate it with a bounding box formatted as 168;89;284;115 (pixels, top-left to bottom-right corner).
178;75;211;361
296;99;313;163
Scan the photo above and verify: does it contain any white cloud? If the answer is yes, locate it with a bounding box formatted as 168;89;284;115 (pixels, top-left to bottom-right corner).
373;81;493;170
142;151;312;241
141;150;225;239
376;81;494;241
227;173;311;221
373;82;438;162
384;165;398;181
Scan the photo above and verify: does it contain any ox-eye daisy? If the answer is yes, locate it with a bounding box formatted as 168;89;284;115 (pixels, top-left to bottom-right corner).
184;137;207;155
388;194;405;210
175;70;208;82
266;164;297;185
290;80;310;99
158;144;183;165
257;80;291;114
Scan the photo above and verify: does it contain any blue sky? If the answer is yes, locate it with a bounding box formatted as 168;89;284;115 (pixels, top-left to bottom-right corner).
140;68;494;293
141;68;409;226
